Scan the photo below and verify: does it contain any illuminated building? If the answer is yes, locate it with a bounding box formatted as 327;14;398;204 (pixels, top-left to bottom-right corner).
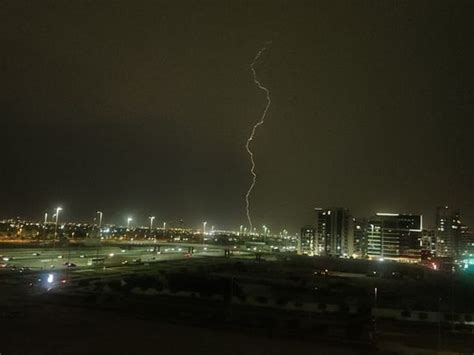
299;226;316;255
421;229;436;257
367;213;422;261
459;225;474;255
316;208;353;257
353;218;368;258
435;206;462;257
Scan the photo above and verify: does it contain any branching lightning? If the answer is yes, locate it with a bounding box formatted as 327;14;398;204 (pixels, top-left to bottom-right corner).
245;41;272;231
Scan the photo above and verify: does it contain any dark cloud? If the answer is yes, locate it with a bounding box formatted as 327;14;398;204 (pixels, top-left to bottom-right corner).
1;0;473;230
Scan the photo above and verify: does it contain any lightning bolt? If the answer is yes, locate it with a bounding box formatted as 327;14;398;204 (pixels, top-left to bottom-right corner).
245;41;272;231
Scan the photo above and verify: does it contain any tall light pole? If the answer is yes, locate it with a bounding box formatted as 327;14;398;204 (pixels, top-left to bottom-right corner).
263;225;268;245
97;211;103;228
203;221;207;235
374;287;378;335
42;212;48;245
127;217;133;229
54;207;62;248
97;211;103;238
149;216;155;233
163;221;166;231
239;225;243;235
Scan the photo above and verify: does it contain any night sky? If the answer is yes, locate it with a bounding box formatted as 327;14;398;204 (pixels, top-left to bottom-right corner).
2;1;473;231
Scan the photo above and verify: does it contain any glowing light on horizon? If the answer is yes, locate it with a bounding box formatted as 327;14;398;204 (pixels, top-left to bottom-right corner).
245;41;272;231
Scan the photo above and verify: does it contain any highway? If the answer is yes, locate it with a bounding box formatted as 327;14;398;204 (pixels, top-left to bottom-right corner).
0;245;226;270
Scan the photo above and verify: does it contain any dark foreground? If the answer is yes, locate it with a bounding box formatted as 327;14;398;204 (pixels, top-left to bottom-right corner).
2;303;361;355
1;252;473;354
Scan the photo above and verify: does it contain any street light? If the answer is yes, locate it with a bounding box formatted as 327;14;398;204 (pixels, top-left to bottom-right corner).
239;225;243;235
54;207;62;248
203;221;207;235
262;225;268;245
374;287;378;335
44;212;48;224
97;211;103;228
97;211;103;238
127;217;133;229
149;216;155;231
163;221;166;230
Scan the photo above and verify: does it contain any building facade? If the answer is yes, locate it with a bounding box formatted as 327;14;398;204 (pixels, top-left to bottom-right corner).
353;218;368;258
435;206;462;257
367;213;422;261
299;226;316;255
420;229;436;259
459;225;474;256
316;208;353;257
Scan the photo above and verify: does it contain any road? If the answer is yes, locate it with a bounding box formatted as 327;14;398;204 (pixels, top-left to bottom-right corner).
0;245;225;270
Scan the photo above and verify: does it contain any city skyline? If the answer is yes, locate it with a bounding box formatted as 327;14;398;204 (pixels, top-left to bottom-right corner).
3;204;472;261
2;203;469;233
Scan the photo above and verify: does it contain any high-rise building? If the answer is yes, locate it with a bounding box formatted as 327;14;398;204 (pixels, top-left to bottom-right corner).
299;226;316;255
435;206;462;257
367;213;422;261
353;218;368;258
316;208;353;257
421;229;436;258
459;225;474;256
